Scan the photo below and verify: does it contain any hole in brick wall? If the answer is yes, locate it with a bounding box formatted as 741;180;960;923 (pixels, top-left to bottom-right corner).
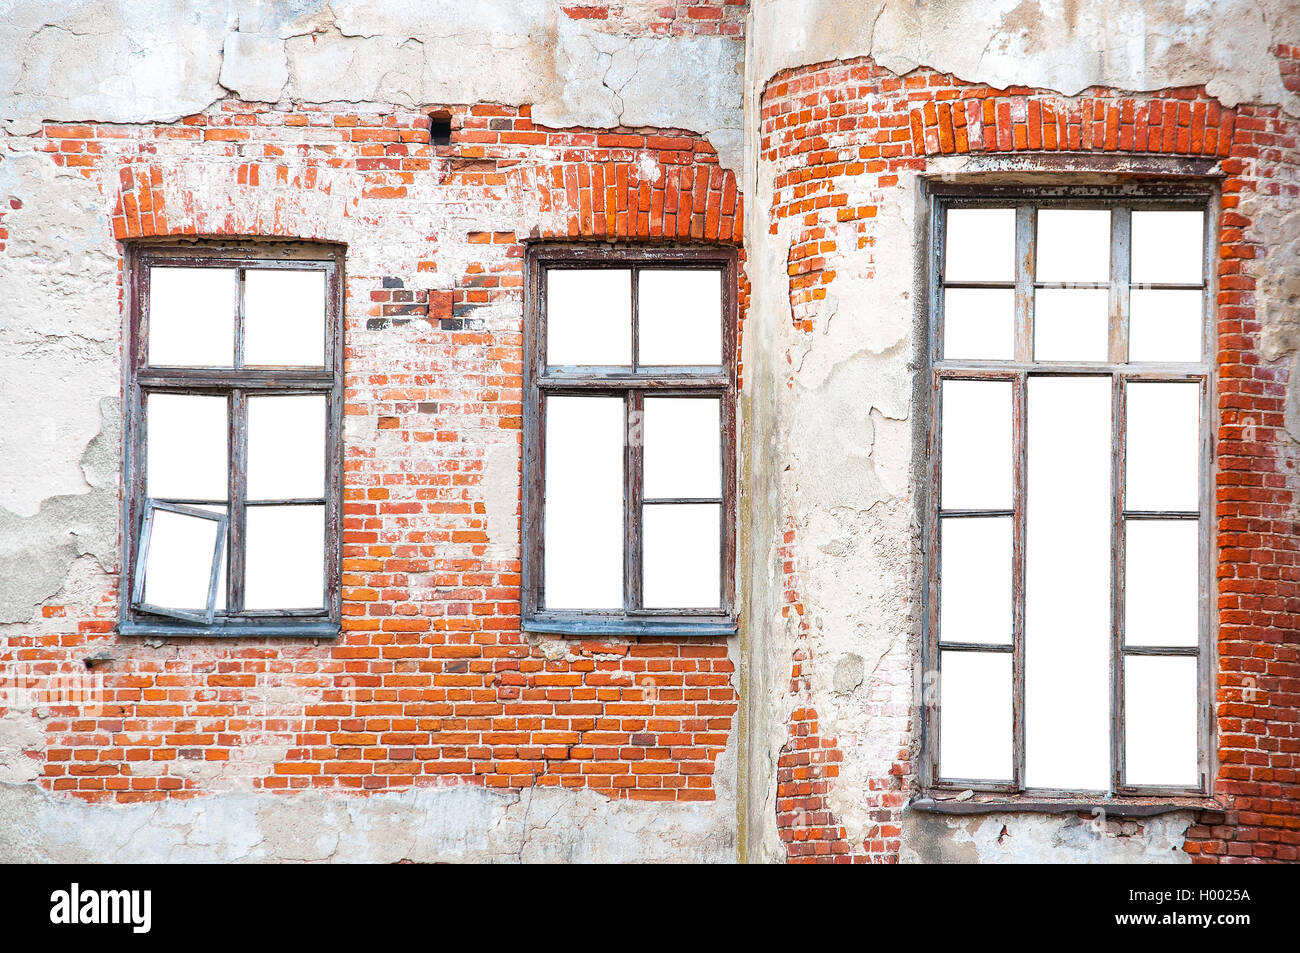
429;111;452;146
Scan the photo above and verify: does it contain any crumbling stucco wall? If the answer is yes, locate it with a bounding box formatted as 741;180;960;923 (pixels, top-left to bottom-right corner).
740;0;1300;863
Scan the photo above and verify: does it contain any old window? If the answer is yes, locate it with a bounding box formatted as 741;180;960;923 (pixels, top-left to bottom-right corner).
121;243;343;637
523;245;737;636
925;188;1213;797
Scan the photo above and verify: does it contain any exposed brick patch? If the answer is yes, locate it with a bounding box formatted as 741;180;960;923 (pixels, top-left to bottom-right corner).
562;1;747;37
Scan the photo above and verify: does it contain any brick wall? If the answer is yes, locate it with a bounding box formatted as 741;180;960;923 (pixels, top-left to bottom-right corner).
2;101;742;803
562;1;746;36
761;55;1299;862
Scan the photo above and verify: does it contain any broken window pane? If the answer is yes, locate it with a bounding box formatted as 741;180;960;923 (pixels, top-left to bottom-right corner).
942;287;1015;361
146;393;228;500
940;516;1012;645
945;208;1015;282
244;269;327;366
642;503;720;609
139;505;225;620
1129;289;1202;363
940;380;1012;510
1126;382;1200;511
1125;656;1199;787
1036;208;1110;283
939;650;1012;781
637;269;723;365
1131;210;1204;285
148;267;236;366
642;397;721;499
1025;376;1111;791
543;396;624;609
244;505;326;610
546;269;632;366
1125;519;1199;647
247;395;327;500
1033;287;1109;361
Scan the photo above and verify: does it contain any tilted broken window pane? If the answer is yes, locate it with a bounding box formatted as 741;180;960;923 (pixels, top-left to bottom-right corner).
543;396;624;609
138;505;226;621
145;393;228;501
148;267;236;366
244;269;327;366
638;269;723;365
1129;289;1203;363
642;503;721;609
1126;382;1200;511
546;269;632;366
944;208;1015;282
1131;210;1204;285
1033;287;1109;361
247;395;327;500
1025;376;1111;791
939;650;1012;782
244;505;326;610
1125;656;1199;787
940;516;1012;646
642;397;721;499
1036;209;1110;283
1125;519;1199;648
940;379;1013;510
943;287;1015;360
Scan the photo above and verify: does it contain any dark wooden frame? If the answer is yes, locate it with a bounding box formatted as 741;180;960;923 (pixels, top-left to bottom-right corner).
120;241;345;638
522;243;739;637
922;184;1217;799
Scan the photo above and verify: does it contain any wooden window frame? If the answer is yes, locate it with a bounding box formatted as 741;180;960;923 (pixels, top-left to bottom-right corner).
522;243;738;637
922;183;1218;799
119;241;345;639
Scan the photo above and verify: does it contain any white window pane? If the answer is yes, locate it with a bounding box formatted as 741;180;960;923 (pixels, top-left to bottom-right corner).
1129;289;1203;363
940;516;1011;646
945;208;1015;282
247;395;327;500
1033;287;1109;361
939;650;1012;781
943;288;1014;360
642;503;720;609
543;396;624;609
1036;209;1110;283
148;267;236;366
187;503;230;612
146;393;228;500
1126;519;1199;647
1125;656;1199;787
1126;382;1200;511
638;269;724;366
244;505;325;610
141;508;222;613
546;269;631;366
244;269;327;366
1025;377;1111;791
1131;210;1204;285
941;380;1012;510
642;398;721;499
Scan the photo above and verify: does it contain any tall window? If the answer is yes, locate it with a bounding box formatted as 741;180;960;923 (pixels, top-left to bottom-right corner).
925;189;1213;796
523;245;737;635
121;243;343;637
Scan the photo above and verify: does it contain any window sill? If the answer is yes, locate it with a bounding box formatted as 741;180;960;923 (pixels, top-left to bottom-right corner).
522;617;737;637
910;794;1223;818
118;620;340;639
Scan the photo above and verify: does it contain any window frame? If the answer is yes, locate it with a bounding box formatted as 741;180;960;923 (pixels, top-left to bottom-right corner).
921;183;1218;799
120;241;345;638
522;243;738;637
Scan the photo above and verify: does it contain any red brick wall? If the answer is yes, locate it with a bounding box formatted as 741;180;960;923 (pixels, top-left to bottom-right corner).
562;1;746;36
4;102;742;803
761;55;1299;862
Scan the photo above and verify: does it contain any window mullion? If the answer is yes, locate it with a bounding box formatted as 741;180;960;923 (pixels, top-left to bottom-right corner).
229;388;248;613
1109;207;1132;364
625;389;644;613
1012;370;1027;791
1014;205;1035;362
1110;375;1128;795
